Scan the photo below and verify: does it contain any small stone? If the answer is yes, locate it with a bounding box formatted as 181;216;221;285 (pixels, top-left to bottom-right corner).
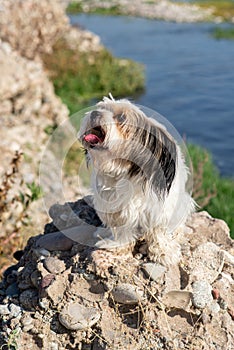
9;304;22;318
43;257;66;274
50;342;59;350
219;299;228;310
5;282;20;297
36;232;73;251
19;289;38;310
142;263;166;282
201;313;211;325
162;290;192;309
59;303;100;330
0;304;10;315
212;288;220;300
40;274;56;289
192;280;213;309
21;315;33;327
208;301;220;315
111;283;144;304
30;270;41;288
190;242;224;284
33;247;51;259
22;324;34;332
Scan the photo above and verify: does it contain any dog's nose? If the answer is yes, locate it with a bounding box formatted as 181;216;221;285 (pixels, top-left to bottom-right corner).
90;110;101;124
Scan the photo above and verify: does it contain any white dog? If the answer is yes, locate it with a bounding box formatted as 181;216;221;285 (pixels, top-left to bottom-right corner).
78;96;195;266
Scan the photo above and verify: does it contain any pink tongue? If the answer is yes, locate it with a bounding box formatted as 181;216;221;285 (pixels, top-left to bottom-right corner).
84;134;101;144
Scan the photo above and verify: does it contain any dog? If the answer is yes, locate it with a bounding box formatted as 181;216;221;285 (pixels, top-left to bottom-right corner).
78;95;195;266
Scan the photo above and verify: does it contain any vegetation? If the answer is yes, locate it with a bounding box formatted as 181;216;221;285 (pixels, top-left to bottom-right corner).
67;0;234;22
188;144;234;238
42;39;144;115
212;26;234;39
194;0;234;21
67;2;122;16
0;152;42;275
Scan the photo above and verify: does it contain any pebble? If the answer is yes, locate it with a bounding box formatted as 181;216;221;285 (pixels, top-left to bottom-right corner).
0;304;10;315
9;303;22;318
192;280;213;309
21;315;34;332
5;282;20;297
142;263;166;282
162;290;192;309
30;270;41;288
59;303;100;330
43;257;66;274
36;232;73;251
190;242;224;284
111;283;144;304
50;342;59;350
19;289;38;310
208;301;220;315
38;298;50;310
33;247;51;259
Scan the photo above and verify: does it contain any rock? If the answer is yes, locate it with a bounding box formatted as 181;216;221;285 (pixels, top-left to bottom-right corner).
30;270;41;288
192;280;213;309
111;283;144;304
142;262;166;282
42;274;68;306
21;315;34;332
0;304;10;315
5;282;20;297
189;242;224;284
19;289;38;310
8;304;22;318
0;0;69;59
162;290;192;309
208;301;220;315
36;232;74;251
33;248;51;259
43;257;66;274
59;303;100;330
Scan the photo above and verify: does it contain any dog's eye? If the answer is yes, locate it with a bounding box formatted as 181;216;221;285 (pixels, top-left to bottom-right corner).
115;113;126;124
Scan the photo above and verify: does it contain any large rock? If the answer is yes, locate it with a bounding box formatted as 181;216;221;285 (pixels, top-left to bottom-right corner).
0;204;233;350
0;0;69;60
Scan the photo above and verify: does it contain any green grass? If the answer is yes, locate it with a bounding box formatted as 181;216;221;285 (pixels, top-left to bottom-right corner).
212;26;234;39
67;2;122;16
194;0;234;21
42;39;144;115
188;144;234;238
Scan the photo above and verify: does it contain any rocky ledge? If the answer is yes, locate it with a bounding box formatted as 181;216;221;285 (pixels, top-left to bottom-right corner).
68;0;215;23
0;197;233;350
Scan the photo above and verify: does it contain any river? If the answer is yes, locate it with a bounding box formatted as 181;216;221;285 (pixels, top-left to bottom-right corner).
70;14;234;177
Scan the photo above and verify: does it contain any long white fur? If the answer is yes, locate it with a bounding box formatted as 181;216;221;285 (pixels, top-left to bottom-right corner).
78;96;195;266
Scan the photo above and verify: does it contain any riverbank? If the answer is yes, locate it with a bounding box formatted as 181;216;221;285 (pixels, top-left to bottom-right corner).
67;0;234;23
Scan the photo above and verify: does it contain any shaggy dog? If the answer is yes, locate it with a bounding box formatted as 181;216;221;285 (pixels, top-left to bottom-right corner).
78;96;195;266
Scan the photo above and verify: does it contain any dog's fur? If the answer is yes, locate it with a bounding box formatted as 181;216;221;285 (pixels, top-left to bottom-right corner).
78;96;195;266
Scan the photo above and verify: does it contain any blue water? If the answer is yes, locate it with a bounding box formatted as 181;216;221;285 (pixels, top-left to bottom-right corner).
70;14;234;177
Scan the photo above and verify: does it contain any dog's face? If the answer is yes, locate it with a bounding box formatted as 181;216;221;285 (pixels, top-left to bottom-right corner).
78;98;177;198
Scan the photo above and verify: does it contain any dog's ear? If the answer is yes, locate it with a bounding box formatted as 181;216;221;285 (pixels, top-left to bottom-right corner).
128;123;177;197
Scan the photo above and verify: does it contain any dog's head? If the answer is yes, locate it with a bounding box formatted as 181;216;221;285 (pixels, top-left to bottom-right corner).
78;97;177;197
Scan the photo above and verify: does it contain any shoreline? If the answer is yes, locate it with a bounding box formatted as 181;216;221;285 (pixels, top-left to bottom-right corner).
66;0;233;23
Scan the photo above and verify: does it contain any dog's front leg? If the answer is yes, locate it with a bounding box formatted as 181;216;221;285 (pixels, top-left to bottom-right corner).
145;227;181;267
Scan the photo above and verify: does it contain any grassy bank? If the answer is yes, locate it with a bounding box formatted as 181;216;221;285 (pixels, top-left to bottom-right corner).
188;144;234;238
67;0;234;22
194;0;234;21
42;39;144;115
